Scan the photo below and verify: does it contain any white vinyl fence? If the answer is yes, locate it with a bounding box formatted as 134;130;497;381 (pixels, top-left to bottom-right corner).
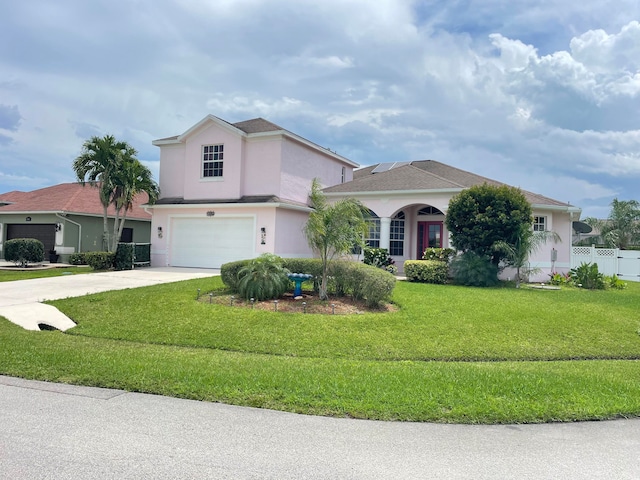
571;246;640;282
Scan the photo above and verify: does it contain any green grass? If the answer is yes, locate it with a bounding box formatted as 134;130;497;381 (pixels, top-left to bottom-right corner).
0;266;92;282
1;277;640;423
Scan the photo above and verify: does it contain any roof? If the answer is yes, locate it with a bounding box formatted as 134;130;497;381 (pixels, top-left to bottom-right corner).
324;160;573;208
153;195;309;209
152;114;359;167
0;183;152;220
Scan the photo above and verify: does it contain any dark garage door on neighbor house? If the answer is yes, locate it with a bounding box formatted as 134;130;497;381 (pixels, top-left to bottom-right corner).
6;224;56;253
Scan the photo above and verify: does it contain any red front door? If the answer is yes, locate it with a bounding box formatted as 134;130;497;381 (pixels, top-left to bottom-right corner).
417;221;443;258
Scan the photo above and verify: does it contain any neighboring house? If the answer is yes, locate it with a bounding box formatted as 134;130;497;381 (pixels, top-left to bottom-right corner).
324;161;581;280
149;114;581;280
0;183;151;261
148;115;357;268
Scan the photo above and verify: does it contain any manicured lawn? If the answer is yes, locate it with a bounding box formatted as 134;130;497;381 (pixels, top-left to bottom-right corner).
0;266;92;282
1;277;639;423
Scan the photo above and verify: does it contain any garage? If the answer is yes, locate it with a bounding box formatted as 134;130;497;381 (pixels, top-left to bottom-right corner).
6;224;56;252
170;217;255;268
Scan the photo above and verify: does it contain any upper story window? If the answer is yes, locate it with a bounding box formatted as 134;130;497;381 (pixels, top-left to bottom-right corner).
533;216;547;232
202;144;224;178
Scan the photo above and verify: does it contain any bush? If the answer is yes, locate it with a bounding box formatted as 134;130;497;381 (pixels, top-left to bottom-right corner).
363;247;398;275
68;253;89;265
356;264;396;308
114;243;134;271
237;253;291;301
422;247;456;263
84;251;115;270
548;271;572;286
4;238;45;267
404;260;449;284
220;259;251;291
570;262;605;290
606;275;626;290
450;251;499;287
282;258;324;292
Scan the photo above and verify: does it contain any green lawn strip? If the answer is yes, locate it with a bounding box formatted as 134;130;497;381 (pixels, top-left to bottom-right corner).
0;267;92;282
52;278;640;362
1;322;639;423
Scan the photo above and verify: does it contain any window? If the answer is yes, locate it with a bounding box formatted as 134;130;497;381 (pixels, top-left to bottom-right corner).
202;144;224;178
389;211;405;256
341;166;346;183
417;206;444;215
533;216;546;232
365;217;380;248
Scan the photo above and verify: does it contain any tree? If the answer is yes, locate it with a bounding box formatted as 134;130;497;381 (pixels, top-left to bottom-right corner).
303;178;369;300
584;198;640;249
494;225;561;287
110;158;160;251
73;135;159;251
445;183;533;267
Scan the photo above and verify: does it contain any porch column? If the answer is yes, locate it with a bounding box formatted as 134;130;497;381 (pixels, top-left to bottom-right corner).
380;217;391;251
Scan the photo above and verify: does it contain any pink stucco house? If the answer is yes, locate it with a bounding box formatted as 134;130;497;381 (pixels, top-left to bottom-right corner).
149;114;580;280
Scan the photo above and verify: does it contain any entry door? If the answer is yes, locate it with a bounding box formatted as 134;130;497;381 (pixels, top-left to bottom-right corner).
417;221;443;258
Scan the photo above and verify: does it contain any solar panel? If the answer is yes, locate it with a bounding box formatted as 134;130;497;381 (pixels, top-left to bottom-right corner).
371;161;411;173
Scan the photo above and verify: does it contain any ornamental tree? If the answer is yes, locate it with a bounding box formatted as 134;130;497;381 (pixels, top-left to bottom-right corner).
445;183;532;266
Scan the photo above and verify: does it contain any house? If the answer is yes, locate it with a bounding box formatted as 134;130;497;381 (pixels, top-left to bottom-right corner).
323;161;581;280
149;114;580;280
148;115;357;268
0;183;152;262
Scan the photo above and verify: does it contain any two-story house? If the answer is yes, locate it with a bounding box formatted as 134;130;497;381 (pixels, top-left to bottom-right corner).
149;114;581;280
148;115;357;268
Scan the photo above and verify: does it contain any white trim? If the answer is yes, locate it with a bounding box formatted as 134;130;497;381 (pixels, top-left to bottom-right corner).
0;210;150;222
323;188;464;197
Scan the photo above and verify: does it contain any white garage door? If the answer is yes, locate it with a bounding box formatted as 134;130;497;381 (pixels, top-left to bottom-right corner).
170;217;254;268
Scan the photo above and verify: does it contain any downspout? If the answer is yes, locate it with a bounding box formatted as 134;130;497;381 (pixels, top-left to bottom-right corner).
56;213;82;252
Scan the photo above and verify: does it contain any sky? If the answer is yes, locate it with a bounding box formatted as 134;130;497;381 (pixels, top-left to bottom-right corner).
1;0;639;218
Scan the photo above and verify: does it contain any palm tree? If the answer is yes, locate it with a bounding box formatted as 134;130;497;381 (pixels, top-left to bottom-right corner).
303;178;369;300
494;225;561;288
73;135;137;251
110;158;160;251
584;198;640;249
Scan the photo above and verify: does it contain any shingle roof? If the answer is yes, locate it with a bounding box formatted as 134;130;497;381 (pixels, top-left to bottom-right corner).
0;183;152;220
324;160;572;207
232;118;284;134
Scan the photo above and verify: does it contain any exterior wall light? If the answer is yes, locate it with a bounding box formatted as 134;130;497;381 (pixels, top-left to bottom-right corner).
260;227;266;245
157;226;163;238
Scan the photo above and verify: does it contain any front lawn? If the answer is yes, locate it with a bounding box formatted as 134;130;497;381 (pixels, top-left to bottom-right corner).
0;266;92;282
1;278;639;423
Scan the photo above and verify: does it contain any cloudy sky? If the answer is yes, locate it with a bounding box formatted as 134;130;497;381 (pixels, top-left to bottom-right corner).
1;0;639;218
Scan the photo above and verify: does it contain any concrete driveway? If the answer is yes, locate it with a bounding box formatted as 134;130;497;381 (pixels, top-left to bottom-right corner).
0;266;220;330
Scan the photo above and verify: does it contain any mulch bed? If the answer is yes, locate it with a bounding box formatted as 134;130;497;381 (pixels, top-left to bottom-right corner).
199;290;395;315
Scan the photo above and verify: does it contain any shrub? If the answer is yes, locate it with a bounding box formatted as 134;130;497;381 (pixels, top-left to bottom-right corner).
570;262;605;290
114;243;134;271
549;271;572;286
606;275;626;290
4;238;45;267
237;254;291;301
363;247;397;275
68;253;89;265
220;259;251;291
450;251;499;287
357;264;396;308
84;251;115;270
422;247;456;263
404;260;449;284
282;258;324;292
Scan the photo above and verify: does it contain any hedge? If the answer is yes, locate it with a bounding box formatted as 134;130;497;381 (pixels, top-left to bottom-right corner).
4;238;45;266
68;253;89;265
404;260;449;284
84;251;115;270
115;243;134;271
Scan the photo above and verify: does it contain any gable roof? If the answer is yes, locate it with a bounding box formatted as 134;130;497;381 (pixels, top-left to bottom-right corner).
152;114;359;167
324;160;573;208
0;183;151;220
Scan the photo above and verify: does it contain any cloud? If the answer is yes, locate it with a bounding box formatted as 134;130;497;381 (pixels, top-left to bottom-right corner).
0;104;21;132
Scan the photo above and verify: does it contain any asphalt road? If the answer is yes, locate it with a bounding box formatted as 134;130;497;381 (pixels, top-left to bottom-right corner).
1;376;638;479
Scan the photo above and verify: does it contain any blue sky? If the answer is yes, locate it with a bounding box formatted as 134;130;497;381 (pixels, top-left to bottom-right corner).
1;0;639;218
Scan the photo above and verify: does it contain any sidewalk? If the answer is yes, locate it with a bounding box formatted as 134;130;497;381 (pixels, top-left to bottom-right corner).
0;266;220;331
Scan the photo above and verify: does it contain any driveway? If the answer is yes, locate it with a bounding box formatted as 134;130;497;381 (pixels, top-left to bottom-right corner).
0;266;220;330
